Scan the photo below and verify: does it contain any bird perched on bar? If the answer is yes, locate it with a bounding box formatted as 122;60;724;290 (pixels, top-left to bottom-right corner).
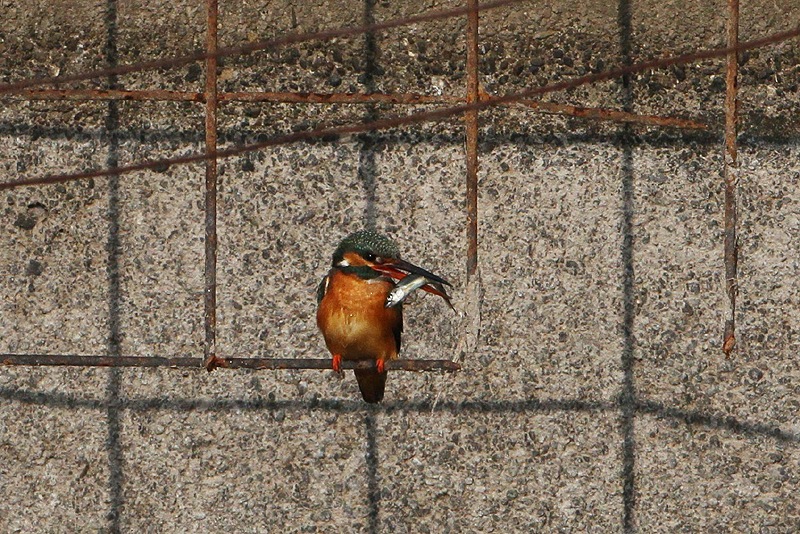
316;230;454;403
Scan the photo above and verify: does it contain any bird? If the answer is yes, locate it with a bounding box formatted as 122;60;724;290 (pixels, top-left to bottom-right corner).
316;230;453;403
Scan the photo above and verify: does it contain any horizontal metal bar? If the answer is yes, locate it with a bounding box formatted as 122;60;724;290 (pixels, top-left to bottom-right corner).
0;354;461;372
218;91;447;104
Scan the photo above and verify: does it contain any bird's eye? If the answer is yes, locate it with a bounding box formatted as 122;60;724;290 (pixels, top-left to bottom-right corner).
364;252;376;262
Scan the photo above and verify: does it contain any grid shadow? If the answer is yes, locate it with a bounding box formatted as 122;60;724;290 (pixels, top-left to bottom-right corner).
2;386;797;444
2;1;799;532
104;1;124;532
617;0;636;530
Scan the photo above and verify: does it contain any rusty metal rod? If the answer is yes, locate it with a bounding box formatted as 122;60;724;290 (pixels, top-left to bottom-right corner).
511;98;706;129
203;0;220;371
219;91;449;104
722;0;739;355
6;88;707;129
2;26;797;192
0;0;520;95
1;355;202;367
465;0;480;278
0;354;461;371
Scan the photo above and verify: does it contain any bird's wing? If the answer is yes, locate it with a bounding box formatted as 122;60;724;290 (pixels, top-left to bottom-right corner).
316;274;330;305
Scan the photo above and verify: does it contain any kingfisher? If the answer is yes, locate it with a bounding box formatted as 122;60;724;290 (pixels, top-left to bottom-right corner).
316;230;454;403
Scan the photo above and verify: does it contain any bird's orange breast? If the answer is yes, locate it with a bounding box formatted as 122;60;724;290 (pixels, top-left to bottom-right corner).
317;270;401;362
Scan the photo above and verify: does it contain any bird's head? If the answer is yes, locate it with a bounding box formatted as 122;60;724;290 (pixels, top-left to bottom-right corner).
331;230;450;287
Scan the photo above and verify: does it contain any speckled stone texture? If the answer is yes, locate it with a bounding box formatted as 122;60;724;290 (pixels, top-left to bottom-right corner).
2;1;799;532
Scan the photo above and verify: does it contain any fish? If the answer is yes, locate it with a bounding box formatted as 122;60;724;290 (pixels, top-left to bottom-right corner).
385;274;456;311
385;274;428;308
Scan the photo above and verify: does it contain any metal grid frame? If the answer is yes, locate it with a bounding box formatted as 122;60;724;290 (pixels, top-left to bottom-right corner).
2;0;799;531
0;0;774;369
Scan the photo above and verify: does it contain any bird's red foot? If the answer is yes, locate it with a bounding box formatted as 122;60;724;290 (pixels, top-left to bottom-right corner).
376;359;385;374
332;354;342;374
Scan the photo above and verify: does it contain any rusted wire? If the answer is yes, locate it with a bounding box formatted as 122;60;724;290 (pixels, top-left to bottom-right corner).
0;354;461;371
465;0;480;279
203;0;220;372
0;0;521;95
2;26;796;193
220;91;448;104
511;98;706;129
722;0;740;355
5;88;707;129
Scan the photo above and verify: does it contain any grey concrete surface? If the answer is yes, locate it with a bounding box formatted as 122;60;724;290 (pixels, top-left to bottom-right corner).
2;0;800;532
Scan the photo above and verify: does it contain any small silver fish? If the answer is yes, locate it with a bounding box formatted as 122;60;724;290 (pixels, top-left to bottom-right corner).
385;274;429;308
385;274;456;311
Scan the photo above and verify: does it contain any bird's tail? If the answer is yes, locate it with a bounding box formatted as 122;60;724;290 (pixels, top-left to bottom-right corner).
354;369;387;403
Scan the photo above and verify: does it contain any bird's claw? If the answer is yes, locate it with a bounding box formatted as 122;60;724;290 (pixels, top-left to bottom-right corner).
332;354;342;374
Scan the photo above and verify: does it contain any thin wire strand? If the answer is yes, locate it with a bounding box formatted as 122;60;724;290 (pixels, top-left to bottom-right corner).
3;88;708;129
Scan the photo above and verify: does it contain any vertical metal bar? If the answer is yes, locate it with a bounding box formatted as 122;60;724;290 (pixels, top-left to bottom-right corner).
203;0;220;370
722;0;739;355
465;0;480;279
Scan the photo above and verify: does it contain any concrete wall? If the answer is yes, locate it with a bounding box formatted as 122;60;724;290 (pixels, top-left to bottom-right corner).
2;1;799;531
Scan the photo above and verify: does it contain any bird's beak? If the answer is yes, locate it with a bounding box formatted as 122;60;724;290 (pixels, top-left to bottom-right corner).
372;258;451;287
